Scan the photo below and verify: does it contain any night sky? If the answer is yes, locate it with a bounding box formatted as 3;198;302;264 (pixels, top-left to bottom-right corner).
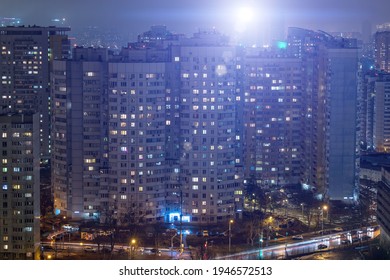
1;0;388;38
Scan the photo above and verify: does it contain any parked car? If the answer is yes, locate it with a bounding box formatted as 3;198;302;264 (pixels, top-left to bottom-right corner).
317;244;328;250
292;235;303;240
341;239;351;245
150;248;161;256
101;247;111;253
84;246;96;253
361;235;371;241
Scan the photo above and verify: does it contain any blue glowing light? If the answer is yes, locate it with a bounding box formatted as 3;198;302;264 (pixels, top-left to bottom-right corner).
276;41;288;49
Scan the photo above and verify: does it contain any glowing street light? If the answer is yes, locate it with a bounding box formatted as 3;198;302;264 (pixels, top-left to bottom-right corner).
323;205;328;221
228;219;234;253
321;205;328;235
129;238;136;260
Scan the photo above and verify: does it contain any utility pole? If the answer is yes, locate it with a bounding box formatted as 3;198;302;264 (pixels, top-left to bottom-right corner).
179;189;183;257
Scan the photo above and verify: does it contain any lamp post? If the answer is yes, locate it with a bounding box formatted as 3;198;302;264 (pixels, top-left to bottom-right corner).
171;233;177;258
323;205;328;221
228;219;234;253
300;203;304;221
129;238;136;259
321;205;327;235
283;199;288;218
179;189;184;257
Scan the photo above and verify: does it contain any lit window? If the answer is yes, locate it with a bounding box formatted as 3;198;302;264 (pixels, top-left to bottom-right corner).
192;209;198;214
138;187;143;192
120;195;127;200
86;72;96;77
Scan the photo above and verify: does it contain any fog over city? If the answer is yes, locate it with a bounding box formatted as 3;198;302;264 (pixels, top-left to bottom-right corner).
2;0;389;38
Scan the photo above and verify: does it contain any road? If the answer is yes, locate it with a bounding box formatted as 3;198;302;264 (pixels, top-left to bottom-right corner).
215;227;379;260
40;240;192;260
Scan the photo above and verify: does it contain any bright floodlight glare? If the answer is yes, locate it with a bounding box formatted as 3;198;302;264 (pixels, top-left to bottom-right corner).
237;7;253;23
234;6;255;34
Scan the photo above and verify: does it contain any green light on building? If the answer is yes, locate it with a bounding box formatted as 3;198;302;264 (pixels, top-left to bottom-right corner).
276;41;287;49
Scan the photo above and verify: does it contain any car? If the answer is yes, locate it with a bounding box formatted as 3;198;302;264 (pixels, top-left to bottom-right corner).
150;248;162;256
137;247;144;252
352;237;360;243
317;244;328;250
84;246;96;253
101;247;112;253
292;235;304;240
361;235;371;241
41;245;54;251
341;239;351;245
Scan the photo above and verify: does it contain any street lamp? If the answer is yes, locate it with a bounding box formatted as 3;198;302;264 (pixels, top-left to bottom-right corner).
321;205;327;235
228;219;234;253
129;238;136;259
323;205;328;221
300;203;304;220
171;233;177;258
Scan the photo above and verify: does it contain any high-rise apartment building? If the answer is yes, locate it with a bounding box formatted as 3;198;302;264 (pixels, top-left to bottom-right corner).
51;30;244;224
0;26;70;159
0;113;40;259
287;27;359;202
51;48;110;221
242;52;303;187
373;73;390;152
375;23;390;73
176;31;243;223
52;26;362;225
107;52;171;224
326;46;359;201
287;27;329;194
